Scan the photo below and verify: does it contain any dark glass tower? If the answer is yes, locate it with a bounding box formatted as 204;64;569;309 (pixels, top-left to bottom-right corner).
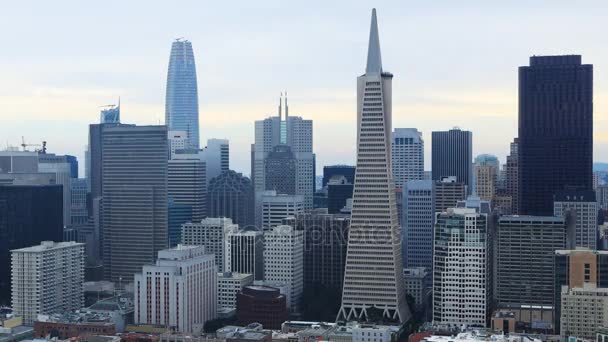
165;39;200;150
207;170;254;228
519;55;593;215
0;185;63;304
431;128;473;193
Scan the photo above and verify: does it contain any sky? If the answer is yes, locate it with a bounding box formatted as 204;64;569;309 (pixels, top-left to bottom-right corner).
0;0;607;176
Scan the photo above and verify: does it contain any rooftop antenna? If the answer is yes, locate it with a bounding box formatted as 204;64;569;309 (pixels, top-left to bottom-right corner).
278;92;283;120
285;91;289;121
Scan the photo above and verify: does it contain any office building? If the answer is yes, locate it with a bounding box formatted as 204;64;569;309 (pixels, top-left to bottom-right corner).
168;200;192;248
496;215;574;313
201;139;229;185
402;180;434;271
433;176;467;213
474;154;499;202
554;249;608;334
181;217;238;273
165;39;199;150
560;285;608;339
217;272;254;310
403;267;431;309
70;178;88;226
264;144;296;195
38;158;72;226
0;151;39;173
207;170;254;228
88;122;124;204
433;205;491;326
0;185;63;305
598;185;608;210
264;225;304;312
261;191;305;230
168;154;206;221
392;128;424;188
168;131;188;158
134;245;217;333
519;55;593;215
431;128;473;193
102;125;168;283
287;213;349;292
100;102;120;124
327;176;354;214
554;190;598;250
237;285;288;330
322;165;355;188
338;9;410;323
11;241;84;324
505;138;519;214
226;229;264;280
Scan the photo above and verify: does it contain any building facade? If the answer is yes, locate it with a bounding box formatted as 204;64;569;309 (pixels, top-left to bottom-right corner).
134;245;217;334
402;180;434;271
168;155;207;221
474;154;499;203
201;139;229;185
433;176;467;213
391;128;424;189
554;190;598;250
519;55;593;216
217;272;254;310
181;217;238;273
226;229;264;280
261;191;305;231
207;170;254;228
431;128;473;193
11;241;84;324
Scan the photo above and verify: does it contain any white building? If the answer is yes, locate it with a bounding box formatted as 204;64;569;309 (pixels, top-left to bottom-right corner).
352;325;395;342
225;229;264;280
560;284;608;339
200;138;229;185
168;131;188;158
11;241;85;324
217;272;254;309
554;190;598;250
264;225;304;313
261;191;305;231
134;245;217;334
391;128;424;189
181;217;238;273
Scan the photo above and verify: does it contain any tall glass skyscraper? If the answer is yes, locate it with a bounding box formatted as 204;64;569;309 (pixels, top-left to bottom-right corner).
165;39;200;150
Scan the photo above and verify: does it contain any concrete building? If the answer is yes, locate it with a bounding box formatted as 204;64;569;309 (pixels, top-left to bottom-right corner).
218;272;254;310
168;154;207;222
560;284;608;339
474;154;499;202
433;207;490;326
207;170;254;228
264;225;304;313
134;245;217;334
403;267;431;309
402;180;434;271
433;176;467;213
0;151;39;173
0;185;63;305
11;241;84;324
431;128;473;193
392;128;424;189
168;131;188;158
102;125;168;283
338;9;410;323
496;215;575;312
554;190;598;250
181;217;238;273
261;191;305;231
226;229;264;280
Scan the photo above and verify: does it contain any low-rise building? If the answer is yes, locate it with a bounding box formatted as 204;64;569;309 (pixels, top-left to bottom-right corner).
403;267;431;309
34;313;117;339
236;286;288;330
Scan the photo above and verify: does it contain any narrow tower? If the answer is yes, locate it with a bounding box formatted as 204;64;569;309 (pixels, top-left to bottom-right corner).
337;9;411;323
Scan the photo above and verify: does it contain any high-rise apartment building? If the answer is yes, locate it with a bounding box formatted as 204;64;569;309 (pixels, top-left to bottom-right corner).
261;191;305;230
181;217;238;273
207;170;254;228
496;215;575;314
433;176;467;213
226;229;264;280
165;39;199;150
402;180;434;271
392;128;424;188
134;245;216;333
431;128;473;193
474;154;499;202
554;190;598;250
11;241;84;324
0;185;63;305
554;249;608;336
217;272;254;310
519;55;593;215
264;225;304;312
168;154;206;221
433;206;491;326
338;9;410;323
102;125;168;283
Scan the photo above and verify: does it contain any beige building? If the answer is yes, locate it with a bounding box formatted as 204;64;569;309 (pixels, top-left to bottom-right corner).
560;284;608;339
475;164;497;202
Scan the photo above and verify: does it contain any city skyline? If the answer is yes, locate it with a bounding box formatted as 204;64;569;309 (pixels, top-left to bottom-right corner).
1;1;607;175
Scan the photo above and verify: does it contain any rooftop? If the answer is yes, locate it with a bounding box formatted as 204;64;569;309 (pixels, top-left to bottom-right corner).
11;241;84;253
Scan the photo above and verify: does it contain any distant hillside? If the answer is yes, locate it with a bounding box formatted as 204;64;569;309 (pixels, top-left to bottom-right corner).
594;163;608;172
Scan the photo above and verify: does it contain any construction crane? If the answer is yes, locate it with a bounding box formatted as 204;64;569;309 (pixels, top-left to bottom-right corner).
20;136;41;152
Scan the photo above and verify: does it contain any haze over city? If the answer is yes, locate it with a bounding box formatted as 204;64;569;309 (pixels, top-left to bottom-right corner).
1;0;607;174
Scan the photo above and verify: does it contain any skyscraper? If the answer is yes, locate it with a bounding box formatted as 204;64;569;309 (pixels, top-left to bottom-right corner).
168;154;206;221
207;170;254;228
102;125;168;283
201;138;229;185
474;154;499;202
554;190;598;249
402;180;434;271
165;39;200;150
181;217;238;273
392;128;424;188
337;9;410;323
433;176;467;213
431;128;473;193
265;144;297;194
226;228;264;280
519;55;593;215
505;138;519;214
